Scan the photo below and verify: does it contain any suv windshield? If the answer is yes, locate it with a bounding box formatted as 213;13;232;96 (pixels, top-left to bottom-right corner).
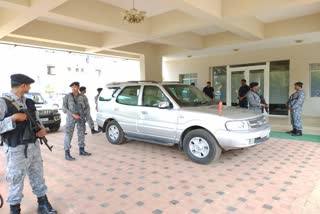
25;93;46;104
163;84;213;107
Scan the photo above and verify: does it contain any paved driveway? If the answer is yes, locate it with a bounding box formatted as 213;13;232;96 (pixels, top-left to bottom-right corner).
1;131;320;214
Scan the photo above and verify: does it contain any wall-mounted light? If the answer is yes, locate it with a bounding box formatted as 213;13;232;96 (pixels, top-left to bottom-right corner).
233;48;240;52
187;55;192;58
295;40;303;43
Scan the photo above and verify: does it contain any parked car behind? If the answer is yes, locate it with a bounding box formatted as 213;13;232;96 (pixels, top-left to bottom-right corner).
25;92;61;132
96;81;270;164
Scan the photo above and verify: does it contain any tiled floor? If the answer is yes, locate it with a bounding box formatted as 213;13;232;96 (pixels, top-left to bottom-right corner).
1;130;320;214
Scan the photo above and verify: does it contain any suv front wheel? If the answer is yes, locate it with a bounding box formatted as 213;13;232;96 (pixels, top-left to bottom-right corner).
183;129;221;164
106;120;125;145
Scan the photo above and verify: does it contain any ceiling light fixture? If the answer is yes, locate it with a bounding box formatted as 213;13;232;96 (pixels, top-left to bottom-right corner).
233;48;240;52
122;0;146;24
295;39;303;43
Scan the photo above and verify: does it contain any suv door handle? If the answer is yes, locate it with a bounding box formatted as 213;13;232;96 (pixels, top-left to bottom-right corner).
114;108;119;112
141;111;148;115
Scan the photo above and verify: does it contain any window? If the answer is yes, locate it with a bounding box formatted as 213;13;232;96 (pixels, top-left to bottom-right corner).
116;86;140;106
310;64;320;97
269;60;290;115
99;87;119;102
47;65;56;75
142;86;169;107
211;66;227;104
179;73;198;86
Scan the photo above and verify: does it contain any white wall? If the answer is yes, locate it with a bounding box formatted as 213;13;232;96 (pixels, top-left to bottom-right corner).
163;43;320;116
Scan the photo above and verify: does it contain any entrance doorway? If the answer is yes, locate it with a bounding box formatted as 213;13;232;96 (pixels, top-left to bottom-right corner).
227;64;269;107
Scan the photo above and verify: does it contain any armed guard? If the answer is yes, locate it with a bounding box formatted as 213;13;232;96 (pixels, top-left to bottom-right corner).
287;82;305;136
246;82;268;113
0;74;57;214
79;86;100;135
63;82;92;160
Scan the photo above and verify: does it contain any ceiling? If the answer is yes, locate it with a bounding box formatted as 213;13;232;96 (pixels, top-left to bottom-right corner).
0;0;319;61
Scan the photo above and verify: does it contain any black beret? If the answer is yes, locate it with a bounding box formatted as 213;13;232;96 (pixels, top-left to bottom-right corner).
97;88;103;92
11;74;35;87
250;82;259;88
294;82;303;87
69;82;80;87
79;86;86;92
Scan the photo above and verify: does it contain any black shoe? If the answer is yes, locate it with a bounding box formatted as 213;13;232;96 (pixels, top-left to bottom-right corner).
286;129;297;134
10;204;21;214
79;147;92;156
91;128;101;134
37;195;57;214
65;150;75;161
84;132;88;135
292;130;302;136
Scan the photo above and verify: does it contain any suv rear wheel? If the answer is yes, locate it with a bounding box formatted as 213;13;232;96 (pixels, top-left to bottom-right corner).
183;129;221;164
106;120;125;145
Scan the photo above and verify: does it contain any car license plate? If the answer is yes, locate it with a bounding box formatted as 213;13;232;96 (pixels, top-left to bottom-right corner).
40;118;49;122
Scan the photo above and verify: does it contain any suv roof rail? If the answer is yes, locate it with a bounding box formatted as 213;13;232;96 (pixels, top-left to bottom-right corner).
162;81;182;83
127;80;158;83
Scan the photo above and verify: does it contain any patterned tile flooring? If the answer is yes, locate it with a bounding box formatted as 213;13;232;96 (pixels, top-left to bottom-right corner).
1;131;320;214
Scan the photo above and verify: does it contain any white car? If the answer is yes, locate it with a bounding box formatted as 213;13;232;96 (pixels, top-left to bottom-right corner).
96;81;270;164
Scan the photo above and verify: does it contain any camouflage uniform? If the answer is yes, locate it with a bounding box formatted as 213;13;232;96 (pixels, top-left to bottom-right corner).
62;93;89;150
0;93;47;205
287;89;305;131
246;90;262;113
83;95;95;130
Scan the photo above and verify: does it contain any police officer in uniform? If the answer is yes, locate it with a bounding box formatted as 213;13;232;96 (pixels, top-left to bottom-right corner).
246;82;267;113
79;86;100;135
0;74;57;214
287;82;305;136
63;82;92;161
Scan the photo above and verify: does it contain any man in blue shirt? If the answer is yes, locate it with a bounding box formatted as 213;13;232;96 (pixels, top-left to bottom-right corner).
203;81;214;99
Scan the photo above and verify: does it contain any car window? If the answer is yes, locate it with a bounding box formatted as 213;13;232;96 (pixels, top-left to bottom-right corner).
164;85;213;107
142;86;169;107
116;86;140;106
99;87;120;102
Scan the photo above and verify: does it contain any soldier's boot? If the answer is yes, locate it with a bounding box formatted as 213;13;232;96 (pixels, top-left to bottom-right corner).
10;204;21;214
286;129;297;134
79;147;92;156
292;130;302;136
65;150;75;161
37;195;57;214
91;128;101;134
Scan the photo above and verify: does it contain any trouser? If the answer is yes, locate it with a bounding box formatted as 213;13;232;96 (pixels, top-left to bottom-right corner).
3;142;47;205
85;112;95;130
291;109;302;130
64;116;86;150
239;100;248;108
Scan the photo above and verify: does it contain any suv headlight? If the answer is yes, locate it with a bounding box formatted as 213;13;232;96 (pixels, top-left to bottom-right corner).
225;121;249;131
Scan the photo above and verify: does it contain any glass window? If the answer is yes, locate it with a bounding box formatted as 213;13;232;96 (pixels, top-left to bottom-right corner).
99;87;119;102
164;84;213;107
116;86;140;106
310;64;320;97
142;86;169;107
211;66;227;104
179;73;198;86
269;60;290;115
25;93;46;104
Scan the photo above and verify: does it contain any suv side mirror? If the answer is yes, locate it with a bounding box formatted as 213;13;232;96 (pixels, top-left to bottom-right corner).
158;101;170;109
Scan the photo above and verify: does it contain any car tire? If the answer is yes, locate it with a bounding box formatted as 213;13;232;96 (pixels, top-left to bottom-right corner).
49;125;60;132
106;120;125;145
183;129;221;164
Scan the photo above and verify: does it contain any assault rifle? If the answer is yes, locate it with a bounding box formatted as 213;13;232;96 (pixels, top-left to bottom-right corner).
22;99;53;151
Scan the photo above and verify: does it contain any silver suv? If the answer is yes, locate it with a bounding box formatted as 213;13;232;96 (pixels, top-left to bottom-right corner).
96;81;270;164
